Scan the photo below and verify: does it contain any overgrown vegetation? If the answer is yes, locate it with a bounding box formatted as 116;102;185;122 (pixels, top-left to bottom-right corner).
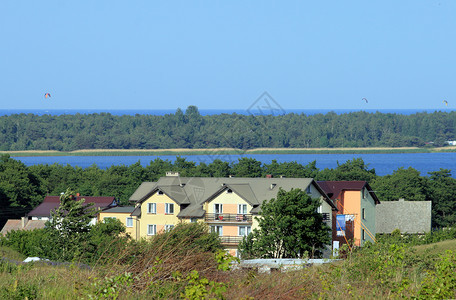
2;225;456;298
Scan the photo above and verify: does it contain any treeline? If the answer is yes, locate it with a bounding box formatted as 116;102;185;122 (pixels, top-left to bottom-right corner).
1;106;456;150
1;154;456;229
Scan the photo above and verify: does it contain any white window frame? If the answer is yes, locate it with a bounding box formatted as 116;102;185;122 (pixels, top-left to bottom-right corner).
148;203;156;214
165;203;174;215
211;225;223;236
238;204;247;214
362;208;366;219
164;224;174;231
238;226;251;236
126;217;133;228
214;204;223;214
147;224;156;236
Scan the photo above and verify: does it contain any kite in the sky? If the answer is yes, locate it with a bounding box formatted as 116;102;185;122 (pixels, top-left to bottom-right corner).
443;100;448;106
362;98;368;103
44;93;51;98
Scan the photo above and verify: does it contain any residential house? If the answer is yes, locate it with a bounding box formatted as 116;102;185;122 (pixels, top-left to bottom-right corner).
0;217;46;236
27;195;118;225
98;206;136;236
317;181;380;248
1;195;118;235
376;198;431;234
129;174;337;257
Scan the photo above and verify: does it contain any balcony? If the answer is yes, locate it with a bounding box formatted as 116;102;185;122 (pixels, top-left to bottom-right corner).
219;236;245;244
205;213;252;223
322;213;330;222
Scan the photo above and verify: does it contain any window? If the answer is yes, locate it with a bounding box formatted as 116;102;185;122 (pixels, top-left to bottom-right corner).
306;185;311;194
362;208;366;219
165;224;174;231
362;229;365;240
214;204;223;214
211;225;223;236
238;204;247;214
158;190;164;195
147;224;156;236
126;217;133;227
190;218;198;223
227;189;233;193
165;203;174;214
148;203;156;214
238;226;251;236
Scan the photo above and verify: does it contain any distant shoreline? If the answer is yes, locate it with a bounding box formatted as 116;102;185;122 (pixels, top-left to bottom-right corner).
2;146;456;157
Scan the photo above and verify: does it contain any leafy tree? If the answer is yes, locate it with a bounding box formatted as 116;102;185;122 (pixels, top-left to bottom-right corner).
0;154;43;228
46;189;97;260
232;158;264;178
316;158;376;182
371;167;427;201
238;188;331;259
426;169;456;227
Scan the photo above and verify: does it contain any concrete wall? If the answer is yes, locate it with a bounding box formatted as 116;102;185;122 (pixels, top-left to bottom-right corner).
376;199;431;234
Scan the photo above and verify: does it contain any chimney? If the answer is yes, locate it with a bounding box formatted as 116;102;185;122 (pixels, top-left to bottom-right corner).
266;174;272;178
21;217;27;229
166;171;180;177
76;193;80;197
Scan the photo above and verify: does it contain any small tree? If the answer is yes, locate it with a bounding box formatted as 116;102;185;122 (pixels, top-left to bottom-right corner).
238;188;331;259
46;189;97;260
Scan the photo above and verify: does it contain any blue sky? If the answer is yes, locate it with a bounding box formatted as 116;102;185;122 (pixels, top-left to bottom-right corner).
1;1;454;111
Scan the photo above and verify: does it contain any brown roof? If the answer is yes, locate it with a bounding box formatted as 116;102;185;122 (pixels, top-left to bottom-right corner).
28;196;117;217
317;181;380;204
0;219;46;236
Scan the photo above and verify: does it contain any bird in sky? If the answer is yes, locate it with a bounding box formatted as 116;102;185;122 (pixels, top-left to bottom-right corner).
362;97;368;103
443;100;448;106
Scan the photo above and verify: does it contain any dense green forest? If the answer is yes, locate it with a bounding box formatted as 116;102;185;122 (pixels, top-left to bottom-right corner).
1;154;455;230
1;106;456;150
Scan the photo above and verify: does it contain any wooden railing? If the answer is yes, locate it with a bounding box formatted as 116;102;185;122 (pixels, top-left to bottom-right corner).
205;213;253;223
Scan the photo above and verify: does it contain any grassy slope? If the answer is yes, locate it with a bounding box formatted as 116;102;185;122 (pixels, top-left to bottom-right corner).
413;239;456;256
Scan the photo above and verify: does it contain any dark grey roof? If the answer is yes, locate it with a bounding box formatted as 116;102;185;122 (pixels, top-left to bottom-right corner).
129;182;157;202
130;176;335;218
101;206;135;213
131;206;141;217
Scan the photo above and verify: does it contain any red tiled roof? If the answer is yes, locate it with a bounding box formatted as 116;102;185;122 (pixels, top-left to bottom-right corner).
317;181;380;204
317;181;367;200
27;196;116;217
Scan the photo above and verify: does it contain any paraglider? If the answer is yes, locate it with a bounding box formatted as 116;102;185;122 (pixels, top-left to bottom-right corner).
443;100;448;106
44;93;51;98
362;98;368;103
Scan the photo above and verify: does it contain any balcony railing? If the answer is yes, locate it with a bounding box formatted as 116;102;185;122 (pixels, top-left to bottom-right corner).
205;213;252;223
219;236;245;244
322;213;330;222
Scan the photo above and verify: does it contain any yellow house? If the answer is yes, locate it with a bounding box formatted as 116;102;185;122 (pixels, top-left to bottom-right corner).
129;174;337;257
98;206;136;237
